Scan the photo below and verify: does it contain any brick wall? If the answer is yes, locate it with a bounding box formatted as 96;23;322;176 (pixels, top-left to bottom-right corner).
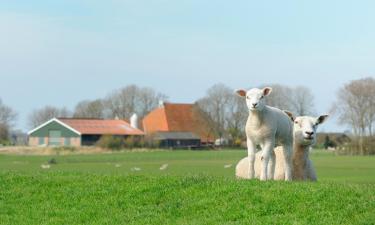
29;137;81;147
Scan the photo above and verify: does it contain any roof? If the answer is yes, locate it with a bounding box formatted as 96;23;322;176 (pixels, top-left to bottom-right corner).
59;118;144;135
142;103;214;142
28;118;144;136
153;132;201;140
164;103;197;131
28;118;81;135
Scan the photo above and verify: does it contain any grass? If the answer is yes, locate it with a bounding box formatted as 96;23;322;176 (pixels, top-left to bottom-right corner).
0;149;374;183
0;149;374;224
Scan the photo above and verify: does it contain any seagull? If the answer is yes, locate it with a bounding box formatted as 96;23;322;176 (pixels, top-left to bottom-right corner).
224;164;232;169
41;164;51;169
160;164;169;171
131;167;141;172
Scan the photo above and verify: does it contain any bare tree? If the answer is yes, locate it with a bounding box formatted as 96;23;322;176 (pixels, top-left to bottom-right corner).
0;123;9;142
264;84;294;111
332;77;375;154
0;99;17;126
28;106;71;128
364;80;375;136
290;86;315;116
0;99;17;142
74;99;105;118
192;103;217;143
264;84;315;116
227;94;247;140
105;85;168;120
138;87;168;118
197;84;234;142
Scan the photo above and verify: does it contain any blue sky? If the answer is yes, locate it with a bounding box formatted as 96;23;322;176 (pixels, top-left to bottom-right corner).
1;0;374;132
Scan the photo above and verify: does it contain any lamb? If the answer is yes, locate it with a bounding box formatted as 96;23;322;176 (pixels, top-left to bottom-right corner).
236;114;329;181
235;87;293;181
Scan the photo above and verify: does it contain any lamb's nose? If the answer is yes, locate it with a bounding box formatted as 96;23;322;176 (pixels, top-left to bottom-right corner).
252;103;258;107
305;131;314;136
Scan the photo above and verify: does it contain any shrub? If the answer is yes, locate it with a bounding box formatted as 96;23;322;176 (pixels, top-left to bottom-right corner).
138;138;145;148
336;136;375;155
233;138;243;148
53;146;77;152
143;135;162;149
0;139;11;146
96;135;166;150
124;136;135;149
96;135;124;150
323;135;337;149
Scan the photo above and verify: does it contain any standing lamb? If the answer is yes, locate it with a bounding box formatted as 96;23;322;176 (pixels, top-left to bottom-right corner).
235;87;293;181
236;114;329;181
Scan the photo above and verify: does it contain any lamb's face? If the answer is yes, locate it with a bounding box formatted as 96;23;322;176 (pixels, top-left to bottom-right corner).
235;87;272;112
294;115;329;146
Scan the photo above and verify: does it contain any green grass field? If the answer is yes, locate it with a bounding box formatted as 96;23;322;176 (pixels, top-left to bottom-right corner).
0;149;374;224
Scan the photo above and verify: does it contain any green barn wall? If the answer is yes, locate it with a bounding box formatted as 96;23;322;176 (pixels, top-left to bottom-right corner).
29;121;80;138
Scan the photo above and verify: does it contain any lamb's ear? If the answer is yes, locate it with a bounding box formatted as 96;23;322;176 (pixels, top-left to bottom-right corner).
235;89;247;98
316;115;329;125
283;110;295;122
262;87;272;96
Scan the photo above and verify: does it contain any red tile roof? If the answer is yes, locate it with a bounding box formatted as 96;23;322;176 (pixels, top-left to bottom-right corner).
142;103;214;142
59;118;144;136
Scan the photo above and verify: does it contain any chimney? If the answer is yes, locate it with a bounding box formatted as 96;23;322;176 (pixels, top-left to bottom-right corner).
130;113;138;129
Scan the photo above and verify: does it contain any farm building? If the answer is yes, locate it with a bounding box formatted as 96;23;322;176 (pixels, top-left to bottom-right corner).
28;118;144;147
142;102;214;148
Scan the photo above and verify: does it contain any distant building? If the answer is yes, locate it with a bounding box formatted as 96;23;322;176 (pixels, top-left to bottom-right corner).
28;118;144;147
142;103;214;148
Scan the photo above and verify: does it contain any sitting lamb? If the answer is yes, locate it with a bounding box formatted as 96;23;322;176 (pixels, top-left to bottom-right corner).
236;114;329;181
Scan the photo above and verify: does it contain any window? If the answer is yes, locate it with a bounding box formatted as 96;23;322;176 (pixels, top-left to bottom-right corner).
64;138;71;146
38;137;45;145
48;130;61;146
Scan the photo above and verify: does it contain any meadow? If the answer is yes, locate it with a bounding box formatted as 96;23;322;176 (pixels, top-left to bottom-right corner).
0;149;374;224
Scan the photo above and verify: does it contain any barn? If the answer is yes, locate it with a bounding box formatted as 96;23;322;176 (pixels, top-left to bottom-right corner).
28;118;144;147
142;102;214;148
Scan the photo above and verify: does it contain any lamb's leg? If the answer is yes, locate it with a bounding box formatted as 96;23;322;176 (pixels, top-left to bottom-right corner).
247;139;256;179
260;141;274;181
267;150;276;180
282;144;293;181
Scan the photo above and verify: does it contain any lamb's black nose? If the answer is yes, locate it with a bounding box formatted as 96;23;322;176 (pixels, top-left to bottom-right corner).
252;103;258;107
305;131;314;136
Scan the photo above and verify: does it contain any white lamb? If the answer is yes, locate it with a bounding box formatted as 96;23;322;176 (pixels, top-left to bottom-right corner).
236;87;293;181
236;114;329;181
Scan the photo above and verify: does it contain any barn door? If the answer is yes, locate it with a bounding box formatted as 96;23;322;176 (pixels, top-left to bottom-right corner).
48;130;61;146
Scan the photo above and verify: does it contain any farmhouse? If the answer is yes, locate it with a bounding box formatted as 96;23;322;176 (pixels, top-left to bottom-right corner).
142;102;214;148
28;118;144;147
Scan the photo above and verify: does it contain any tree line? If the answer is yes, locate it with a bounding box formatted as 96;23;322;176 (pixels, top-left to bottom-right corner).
331;77;375;154
27;85;168;128
1;77;374;154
